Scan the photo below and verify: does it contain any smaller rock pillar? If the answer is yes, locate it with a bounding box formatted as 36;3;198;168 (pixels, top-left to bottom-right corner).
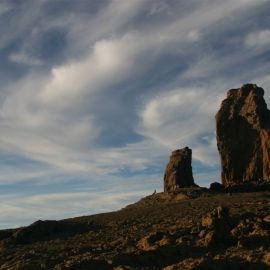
164;147;195;192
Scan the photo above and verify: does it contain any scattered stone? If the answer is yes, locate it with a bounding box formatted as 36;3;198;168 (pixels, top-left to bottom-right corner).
113;266;133;270
163;258;205;270
198;229;206;238
263;252;270;265
200;206;232;246
216;84;270;186
137;232;172;251
204;231;216;247
13;262;43;270
55;258;111;270
164;147;196;192
202;206;229;229
263;215;270;223
230;221;251;238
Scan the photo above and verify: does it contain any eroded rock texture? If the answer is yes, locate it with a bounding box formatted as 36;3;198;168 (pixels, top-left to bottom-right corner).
164;147;195;192
216;84;270;187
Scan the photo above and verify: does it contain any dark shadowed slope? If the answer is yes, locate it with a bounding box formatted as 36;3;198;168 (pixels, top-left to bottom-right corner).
0;188;270;269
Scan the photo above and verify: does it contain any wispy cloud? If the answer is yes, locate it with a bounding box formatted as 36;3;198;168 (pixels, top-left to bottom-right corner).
0;174;160;229
0;0;270;228
138;87;222;165
246;29;270;49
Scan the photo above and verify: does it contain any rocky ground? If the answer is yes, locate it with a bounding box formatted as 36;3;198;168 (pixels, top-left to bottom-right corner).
0;187;270;270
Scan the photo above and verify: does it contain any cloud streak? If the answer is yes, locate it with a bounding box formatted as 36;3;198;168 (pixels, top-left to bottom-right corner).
0;0;270;228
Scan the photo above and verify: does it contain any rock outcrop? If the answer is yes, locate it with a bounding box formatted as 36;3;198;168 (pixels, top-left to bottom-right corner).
216;84;270;187
200;206;232;247
164;147;195;192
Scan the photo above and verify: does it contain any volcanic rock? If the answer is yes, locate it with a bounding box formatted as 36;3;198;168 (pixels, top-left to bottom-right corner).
200;206;232;247
1;191;270;269
164;147;195;192
216;84;270;187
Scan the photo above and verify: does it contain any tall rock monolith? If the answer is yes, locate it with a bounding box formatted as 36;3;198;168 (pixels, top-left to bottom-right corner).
164;147;195;192
216;84;270;187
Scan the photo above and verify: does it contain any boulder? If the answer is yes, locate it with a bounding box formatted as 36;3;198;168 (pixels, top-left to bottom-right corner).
164;147;195;192
200;206;232;247
209;182;224;192
216;84;270;187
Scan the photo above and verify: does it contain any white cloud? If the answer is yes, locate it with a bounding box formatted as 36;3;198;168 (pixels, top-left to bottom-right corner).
148;1;171;16
9;51;43;66
246;29;270;48
1;0;267;175
252;74;270;105
0;2;12;16
186;30;201;42
138;87;221;165
41;33;146;103
0;0;270;228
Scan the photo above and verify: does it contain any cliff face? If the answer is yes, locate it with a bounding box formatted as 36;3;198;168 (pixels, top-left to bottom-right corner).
164;147;195;192
216;84;270;186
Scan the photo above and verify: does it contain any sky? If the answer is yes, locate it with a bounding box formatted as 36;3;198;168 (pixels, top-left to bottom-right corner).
1;0;270;229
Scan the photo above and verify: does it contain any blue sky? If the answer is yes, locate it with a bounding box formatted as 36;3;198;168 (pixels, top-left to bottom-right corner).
1;0;270;229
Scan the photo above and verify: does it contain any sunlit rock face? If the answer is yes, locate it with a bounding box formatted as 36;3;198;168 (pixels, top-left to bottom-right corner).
164;147;195;192
216;84;270;187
